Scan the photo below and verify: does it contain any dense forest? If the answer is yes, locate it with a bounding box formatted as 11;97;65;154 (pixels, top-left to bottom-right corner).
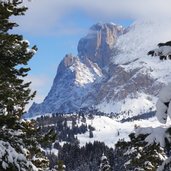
35;112;171;171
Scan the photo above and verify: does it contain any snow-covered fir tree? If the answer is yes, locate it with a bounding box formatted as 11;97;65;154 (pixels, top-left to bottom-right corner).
155;83;171;170
155;82;171;124
114;133;166;171
0;1;56;170
99;154;111;171
56;160;66;171
148;41;171;170
148;40;171;60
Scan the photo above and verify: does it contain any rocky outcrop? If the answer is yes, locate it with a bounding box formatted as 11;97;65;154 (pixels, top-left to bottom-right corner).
96;64;163;104
77;23;124;67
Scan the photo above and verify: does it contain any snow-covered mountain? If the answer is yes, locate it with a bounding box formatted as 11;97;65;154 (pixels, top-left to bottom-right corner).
28;20;171;118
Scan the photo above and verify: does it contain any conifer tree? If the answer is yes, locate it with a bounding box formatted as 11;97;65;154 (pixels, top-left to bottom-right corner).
99;154;111;171
56;160;66;171
89;127;94;138
114;133;166;171
147;42;171;171
0;0;37;126
0;1;55;170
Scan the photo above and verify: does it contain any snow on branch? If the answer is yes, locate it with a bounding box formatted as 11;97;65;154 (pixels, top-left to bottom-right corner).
156;83;171;124
148;41;171;60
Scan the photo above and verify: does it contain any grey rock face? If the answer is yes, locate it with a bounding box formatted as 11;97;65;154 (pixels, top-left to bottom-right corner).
96;64;163;104
77;23;124;67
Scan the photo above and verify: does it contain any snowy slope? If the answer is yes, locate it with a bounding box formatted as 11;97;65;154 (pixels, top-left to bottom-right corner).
76;115;170;148
97;93;157;117
113;19;171;83
26;113;171;171
28;113;169;149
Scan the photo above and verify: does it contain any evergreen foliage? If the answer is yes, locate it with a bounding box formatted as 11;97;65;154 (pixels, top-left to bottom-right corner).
56;160;66;171
99;154;111;171
147;43;171;171
0;1;56;170
36;114;88;143
57;141;114;171
114;133;166;171
0;0;37;122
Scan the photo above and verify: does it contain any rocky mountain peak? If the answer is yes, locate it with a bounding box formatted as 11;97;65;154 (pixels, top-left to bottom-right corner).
27;20;171;118
77;23;124;67
58;53;79;71
63;54;76;67
54;54;78;81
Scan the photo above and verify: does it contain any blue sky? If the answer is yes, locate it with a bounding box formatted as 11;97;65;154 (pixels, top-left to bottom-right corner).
14;0;171;109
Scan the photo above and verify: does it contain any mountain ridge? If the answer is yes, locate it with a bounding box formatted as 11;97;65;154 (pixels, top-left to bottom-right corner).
27;20;171;118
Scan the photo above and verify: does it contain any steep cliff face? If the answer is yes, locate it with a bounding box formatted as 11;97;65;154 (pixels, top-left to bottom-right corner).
28;20;171;118
77;23;123;67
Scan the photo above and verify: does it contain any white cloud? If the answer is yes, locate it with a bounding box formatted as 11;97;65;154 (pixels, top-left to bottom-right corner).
24;75;52;111
25;75;50;90
16;0;171;35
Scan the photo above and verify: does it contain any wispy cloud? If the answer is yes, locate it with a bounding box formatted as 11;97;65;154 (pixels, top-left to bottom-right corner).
16;0;171;35
24;75;52;110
